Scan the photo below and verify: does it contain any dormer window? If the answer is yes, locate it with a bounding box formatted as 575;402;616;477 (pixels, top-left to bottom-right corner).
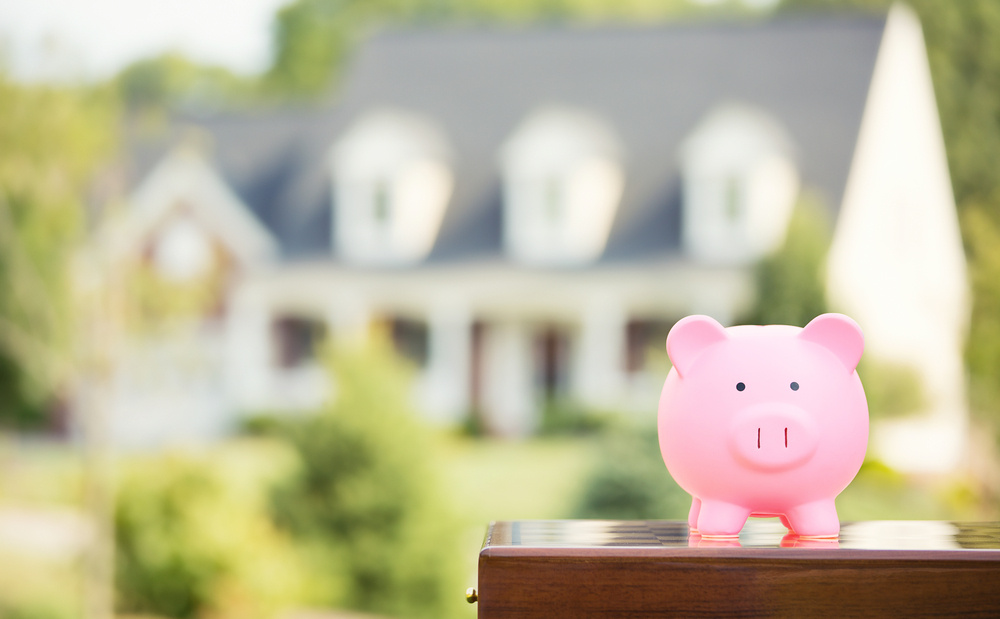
543;177;562;223
680;103;800;265
724;177;742;223
331;110;453;265
372;179;392;226
151;211;216;282
500;107;625;265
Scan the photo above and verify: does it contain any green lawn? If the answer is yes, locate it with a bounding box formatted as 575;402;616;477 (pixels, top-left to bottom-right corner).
0;436;86;619
436;433;997;526
0;547;81;619
0;437;83;508
0;431;996;619
436;434;597;524
433;434;598;617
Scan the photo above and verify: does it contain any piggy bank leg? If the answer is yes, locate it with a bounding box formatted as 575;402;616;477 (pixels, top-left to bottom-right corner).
696;500;751;537
779;514;792;531
688;497;702;530
784;499;840;538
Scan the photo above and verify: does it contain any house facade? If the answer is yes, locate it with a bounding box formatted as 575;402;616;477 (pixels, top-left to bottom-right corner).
106;5;969;472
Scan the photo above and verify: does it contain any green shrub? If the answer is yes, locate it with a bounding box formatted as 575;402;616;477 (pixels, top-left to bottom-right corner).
114;441;316;619
857;357;926;419
266;339;465;619
538;400;617;437
117;339;466;619
572;424;690;520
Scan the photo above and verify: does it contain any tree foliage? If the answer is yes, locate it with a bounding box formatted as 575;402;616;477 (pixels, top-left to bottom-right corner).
114;340;466;619
742;193;832;327
115;53;256;114
266;339;465;619
0;76;115;427
962;204;1000;420
114;443;317;619
857;356;924;420
573;424;689;520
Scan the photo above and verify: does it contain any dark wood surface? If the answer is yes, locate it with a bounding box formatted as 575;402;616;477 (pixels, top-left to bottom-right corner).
476;520;1000;618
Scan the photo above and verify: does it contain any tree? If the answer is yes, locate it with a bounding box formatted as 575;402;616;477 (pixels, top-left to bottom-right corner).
267;338;466;619
115;53;255;114
962;204;1000;422
264;0;414;97
573;424;690;520
114;443;316;619
0;75;116;427
741;193;832;327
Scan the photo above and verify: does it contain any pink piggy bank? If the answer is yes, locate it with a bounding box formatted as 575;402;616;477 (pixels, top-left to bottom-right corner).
657;313;868;538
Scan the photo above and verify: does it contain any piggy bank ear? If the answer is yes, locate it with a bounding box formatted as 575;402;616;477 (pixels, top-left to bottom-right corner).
666;315;727;378
799;313;864;372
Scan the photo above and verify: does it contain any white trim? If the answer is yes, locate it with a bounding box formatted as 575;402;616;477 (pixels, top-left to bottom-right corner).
127;145;278;266
418;301;472;424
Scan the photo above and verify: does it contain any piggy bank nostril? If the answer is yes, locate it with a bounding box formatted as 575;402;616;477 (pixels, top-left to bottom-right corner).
730;412;820;470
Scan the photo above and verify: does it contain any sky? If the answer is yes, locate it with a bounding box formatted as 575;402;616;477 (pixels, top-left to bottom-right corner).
0;0;292;82
0;0;782;83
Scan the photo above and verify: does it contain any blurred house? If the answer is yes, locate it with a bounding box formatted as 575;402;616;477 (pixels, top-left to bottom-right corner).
106;5;967;472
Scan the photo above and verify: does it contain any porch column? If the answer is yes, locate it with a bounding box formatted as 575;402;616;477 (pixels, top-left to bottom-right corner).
225;283;272;413
574;298;626;410
480;322;537;437
420;302;472;425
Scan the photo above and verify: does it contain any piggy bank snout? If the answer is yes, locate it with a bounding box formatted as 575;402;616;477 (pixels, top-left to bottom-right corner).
728;405;819;471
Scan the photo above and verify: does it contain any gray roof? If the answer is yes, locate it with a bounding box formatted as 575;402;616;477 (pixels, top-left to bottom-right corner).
128;16;886;263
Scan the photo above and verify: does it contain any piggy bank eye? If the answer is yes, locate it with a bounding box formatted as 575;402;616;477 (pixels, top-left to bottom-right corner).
736;382;746;392
790;382;800;391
